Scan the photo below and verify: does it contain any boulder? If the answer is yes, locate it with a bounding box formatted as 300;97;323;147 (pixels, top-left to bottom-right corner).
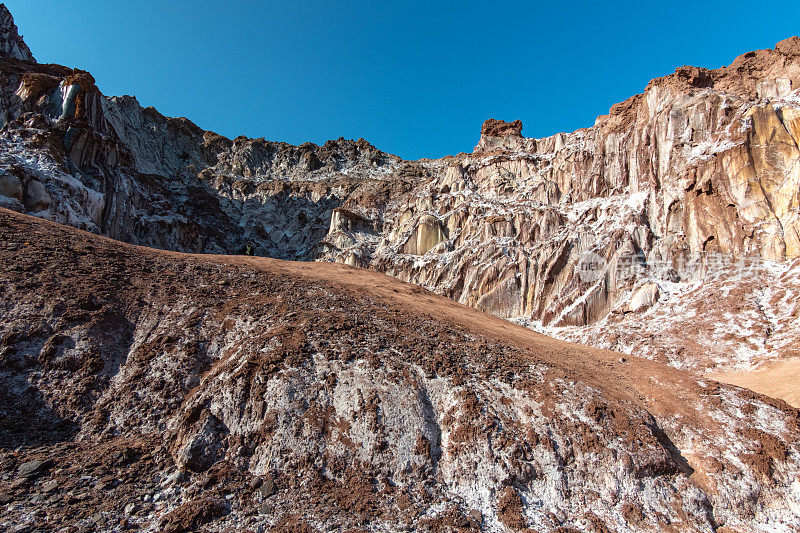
627;283;660;313
0;172;22;200
16;460;50;479
24;180;51;212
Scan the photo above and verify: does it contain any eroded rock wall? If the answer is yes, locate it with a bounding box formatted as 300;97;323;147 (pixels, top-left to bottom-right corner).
319;38;800;330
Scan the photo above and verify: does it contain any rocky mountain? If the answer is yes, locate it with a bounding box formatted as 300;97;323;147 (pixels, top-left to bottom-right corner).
1;4;799;400
2;2;800;530
3;208;800;532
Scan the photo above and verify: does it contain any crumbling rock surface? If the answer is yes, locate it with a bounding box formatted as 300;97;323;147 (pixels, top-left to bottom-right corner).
2;209;800;532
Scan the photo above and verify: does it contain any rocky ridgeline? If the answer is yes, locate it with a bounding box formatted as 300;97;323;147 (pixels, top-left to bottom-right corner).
0;4;799;371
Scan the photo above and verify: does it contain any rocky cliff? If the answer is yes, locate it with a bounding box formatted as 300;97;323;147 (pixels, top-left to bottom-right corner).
3;4;800;530
1;4;799;347
323;39;800;328
0;5;32;62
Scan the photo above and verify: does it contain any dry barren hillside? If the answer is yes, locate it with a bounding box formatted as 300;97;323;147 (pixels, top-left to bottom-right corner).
2;208;800;531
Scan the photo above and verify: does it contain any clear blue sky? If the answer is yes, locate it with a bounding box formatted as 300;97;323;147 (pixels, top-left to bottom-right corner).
5;1;800;160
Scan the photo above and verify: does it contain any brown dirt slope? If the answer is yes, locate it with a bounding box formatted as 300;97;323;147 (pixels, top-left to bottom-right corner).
1;208;799;532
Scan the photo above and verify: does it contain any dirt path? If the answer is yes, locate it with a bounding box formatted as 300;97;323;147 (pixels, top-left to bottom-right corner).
709;359;800;408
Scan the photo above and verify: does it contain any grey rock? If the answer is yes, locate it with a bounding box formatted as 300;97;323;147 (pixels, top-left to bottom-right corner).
40;480;59;493
23;180;51;212
0;193;24;213
0;172;22;200
258;476;275;498
16;460;49;479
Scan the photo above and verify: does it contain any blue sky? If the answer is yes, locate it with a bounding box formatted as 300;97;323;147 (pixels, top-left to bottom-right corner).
5;1;800;159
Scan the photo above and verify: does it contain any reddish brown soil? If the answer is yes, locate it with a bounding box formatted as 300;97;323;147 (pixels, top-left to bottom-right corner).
710;359;800;408
1;208;798;531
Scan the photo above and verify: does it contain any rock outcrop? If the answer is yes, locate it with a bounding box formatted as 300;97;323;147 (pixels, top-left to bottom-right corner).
0;4;33;62
327;53;800;330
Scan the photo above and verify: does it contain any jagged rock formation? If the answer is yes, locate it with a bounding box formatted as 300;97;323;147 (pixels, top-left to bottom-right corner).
0;4;33;62
324;40;800;331
0;5;798;384
0;3;414;259
3;209;800;532
537;255;800;398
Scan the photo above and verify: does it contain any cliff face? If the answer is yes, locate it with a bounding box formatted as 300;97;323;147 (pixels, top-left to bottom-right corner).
0;53;412;258
0;4;33;62
322;38;800;332
0;6;799;376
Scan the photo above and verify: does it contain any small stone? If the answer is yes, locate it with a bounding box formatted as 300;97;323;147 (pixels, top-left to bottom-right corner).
17;460;50;479
619;357;627;363
258;475;275;498
124;502;137;516
258;502;273;515
11;478;28;489
469;509;482;524
41;480;59;493
112;450;132;466
0;492;13;504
